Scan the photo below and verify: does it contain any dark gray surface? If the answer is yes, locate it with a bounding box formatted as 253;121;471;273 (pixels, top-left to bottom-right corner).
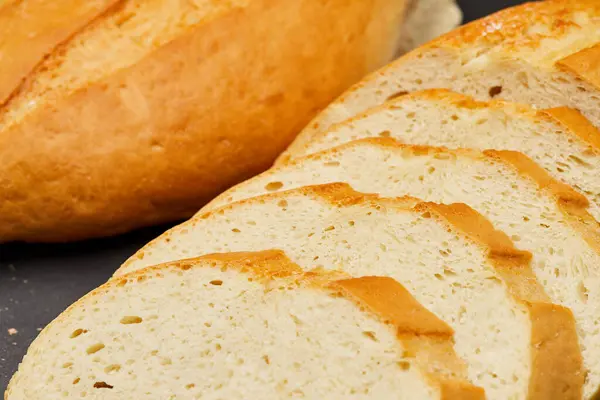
0;0;527;392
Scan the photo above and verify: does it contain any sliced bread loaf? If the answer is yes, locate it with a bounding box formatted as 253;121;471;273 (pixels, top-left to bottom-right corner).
0;0;118;104
6;250;484;399
285;89;600;221
284;0;600;156
121;183;582;399
197;139;600;398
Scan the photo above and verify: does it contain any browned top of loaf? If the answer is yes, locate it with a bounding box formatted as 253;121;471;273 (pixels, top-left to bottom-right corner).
438;0;600;47
0;0;409;243
0;0;118;105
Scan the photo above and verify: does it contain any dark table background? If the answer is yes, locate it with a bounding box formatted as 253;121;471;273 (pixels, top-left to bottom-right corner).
0;0;527;391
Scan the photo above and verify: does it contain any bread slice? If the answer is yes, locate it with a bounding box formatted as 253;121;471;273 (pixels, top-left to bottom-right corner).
121;183;582;399
0;0;118;105
283;0;600;156
0;0;414;243
6;250;484;399
285;89;600;221
197;139;600;398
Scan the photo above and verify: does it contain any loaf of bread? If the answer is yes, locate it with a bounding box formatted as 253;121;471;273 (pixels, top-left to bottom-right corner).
283;0;600;157
200;139;600;398
5;250;485;399
11;2;600;399
0;0;461;243
120;183;582;399
285;89;600;220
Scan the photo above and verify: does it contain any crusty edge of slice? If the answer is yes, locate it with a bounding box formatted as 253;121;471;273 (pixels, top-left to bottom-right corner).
330;276;483;399
556;42;600;98
420;201;583;399
485;149;600;254
281;88;600;163
539;106;600;150
123;182;584;398
7;249;484;399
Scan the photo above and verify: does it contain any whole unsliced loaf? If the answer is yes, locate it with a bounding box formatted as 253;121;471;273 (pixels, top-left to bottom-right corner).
287;89;600;220
201;139;600;398
6;250;485;399
0;0;441;243
283;0;600;156
0;0;118;104
121;183;582;399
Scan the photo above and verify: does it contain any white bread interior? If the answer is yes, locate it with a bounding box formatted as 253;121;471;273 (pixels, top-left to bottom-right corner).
195;140;600;397
121;183;582;399
289;90;600;221
6;251;483;399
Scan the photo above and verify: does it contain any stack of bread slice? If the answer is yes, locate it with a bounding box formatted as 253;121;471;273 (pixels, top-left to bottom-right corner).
7;1;600;399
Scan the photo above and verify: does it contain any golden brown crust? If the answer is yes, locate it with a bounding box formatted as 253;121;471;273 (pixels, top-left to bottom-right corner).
486;150;590;207
330;275;484;395
201;181;421;219
330;211;581;399
433;0;600;49
418;202;533;261
557;43;600;93
540;106;600;150
331;276;454;337
0;0;119;105
0;0;409;243
395;88;533;112
320;139;600;275
527;302;584;399
439;380;487;400
418;202;583;399
422;201;551;304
